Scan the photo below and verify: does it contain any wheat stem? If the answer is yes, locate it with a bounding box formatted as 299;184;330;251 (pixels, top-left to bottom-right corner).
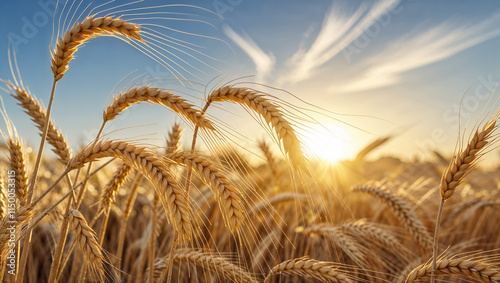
165;102;209;283
16;80;57;282
431;198;445;283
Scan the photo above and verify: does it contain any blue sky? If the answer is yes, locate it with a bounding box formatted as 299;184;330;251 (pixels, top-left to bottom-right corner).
1;0;500;163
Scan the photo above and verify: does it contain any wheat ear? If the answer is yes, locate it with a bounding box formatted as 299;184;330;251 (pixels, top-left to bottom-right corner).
103;86;214;130
165;151;244;232
208;86;309;174
354;135;391;161
8;139;28;206
67;139;192;238
151;250;257;283
258;139;279;178
431;116;500;282
51;16;142;81
302;225;366;267
9;84;72;164
264;257;353;283
166;123;183;155
407;258;500;283
353;185;433;250
440;120;497;200
341;221;407;254
96;162;132;216
68;210;105;280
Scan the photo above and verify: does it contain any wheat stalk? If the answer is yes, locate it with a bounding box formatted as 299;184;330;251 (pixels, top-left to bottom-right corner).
264;257;353;283
51;16;142;81
103;86;214;130
207;86;309;174
407;258;500;282
68;210;105;281
8;84;72;164
165;151;244;232
67;139;192;238
353;185;433;250
150;249;257;283
8;139;28;206
96;162;132;216
341;221;407;255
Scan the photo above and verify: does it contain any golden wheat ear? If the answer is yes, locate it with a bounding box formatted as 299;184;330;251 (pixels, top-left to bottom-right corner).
207;86;310;176
165;151;245;232
96;162;132;216
150;249;258;283
52;16;143;81
7;83;72;164
68;210;105;281
407;257;500;282
353;185;433;250
8;139;28;206
0;176;5;220
103;86;214;130
166;123;183;155
67;139;193;239
301;225;366;268
264;257;353;283
440;119;498;200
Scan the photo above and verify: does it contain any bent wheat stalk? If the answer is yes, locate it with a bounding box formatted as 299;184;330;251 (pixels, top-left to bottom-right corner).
17;16;142;278
264;257;353;283
67;139;192;238
51;16;143;81
207;86;309;174
103;86;214;130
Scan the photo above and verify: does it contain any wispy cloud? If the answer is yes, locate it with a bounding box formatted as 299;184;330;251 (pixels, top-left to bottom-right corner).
279;0;400;85
338;14;500;92
222;25;275;83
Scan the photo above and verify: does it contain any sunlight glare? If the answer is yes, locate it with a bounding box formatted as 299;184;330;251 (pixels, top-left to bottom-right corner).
302;123;353;164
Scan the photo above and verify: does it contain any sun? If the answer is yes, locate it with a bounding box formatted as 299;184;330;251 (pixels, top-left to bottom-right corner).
301;123;353;164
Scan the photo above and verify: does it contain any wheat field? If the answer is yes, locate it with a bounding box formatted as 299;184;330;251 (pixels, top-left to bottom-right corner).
1;2;500;283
